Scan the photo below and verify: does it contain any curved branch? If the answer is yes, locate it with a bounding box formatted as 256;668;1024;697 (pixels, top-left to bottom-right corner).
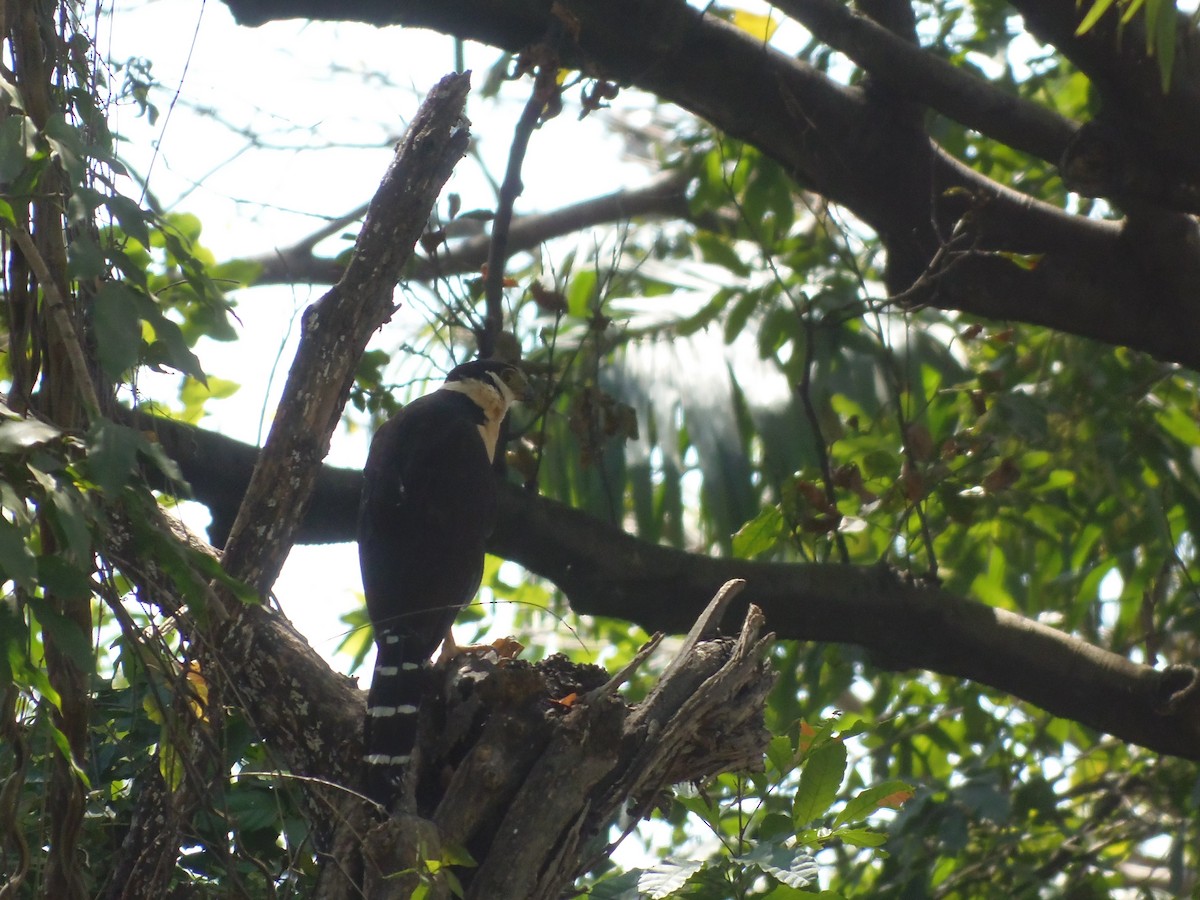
240;171;691;287
481;58;560;356
490;481;1200;761
131;410;1200;761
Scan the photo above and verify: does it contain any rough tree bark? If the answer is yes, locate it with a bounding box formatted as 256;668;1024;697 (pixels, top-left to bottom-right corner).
105;67;778;899
321;580;775;900
132;0;1200;765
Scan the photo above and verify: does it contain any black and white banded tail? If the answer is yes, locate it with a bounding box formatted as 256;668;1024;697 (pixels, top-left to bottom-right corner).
363;627;429;807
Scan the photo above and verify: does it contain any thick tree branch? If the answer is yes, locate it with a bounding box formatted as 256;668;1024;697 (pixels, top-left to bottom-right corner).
104;504;364;836
323;588;772;899
490;479;1200;760
1009;0;1200;200
218;0;1200;371
774;0;1078;164
109;77;473;836
132;410;1200;761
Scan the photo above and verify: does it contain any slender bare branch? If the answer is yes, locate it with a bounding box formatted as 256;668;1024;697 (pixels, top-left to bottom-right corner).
242;171;691;288
481;61;560;356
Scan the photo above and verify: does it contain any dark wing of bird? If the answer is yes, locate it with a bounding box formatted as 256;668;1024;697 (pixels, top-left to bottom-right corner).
358;390;498;806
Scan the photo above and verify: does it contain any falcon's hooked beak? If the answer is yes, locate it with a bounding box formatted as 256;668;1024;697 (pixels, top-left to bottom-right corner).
491;365;531;405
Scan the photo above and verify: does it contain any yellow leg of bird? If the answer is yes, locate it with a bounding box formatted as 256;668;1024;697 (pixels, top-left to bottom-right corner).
436;631;524;664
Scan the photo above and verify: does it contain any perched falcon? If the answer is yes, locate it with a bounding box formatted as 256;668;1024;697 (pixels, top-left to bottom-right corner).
357;358;527;807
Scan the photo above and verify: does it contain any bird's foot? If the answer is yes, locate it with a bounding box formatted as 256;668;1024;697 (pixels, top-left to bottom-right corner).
437;634;524;665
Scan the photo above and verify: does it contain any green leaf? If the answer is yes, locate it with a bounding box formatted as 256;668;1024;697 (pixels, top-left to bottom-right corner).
957;773;1011;823
760;887;820;900
0;114;37;183
740;842;819;889
27;596;94;674
0;518;36;589
731;9;781;43
0;418;61;453
833;780;913;827
44;488;94;568
566;269;598;318
583;869;643;900
5;635;63;709
1075;0;1119;36
0;602;25;684
146;312;207;384
1153;0;1177;91
835;827;888;847
440;842;477;868
159;734;184;791
38;555;94;602
105;193;152;246
723;288;760;343
765;733;796;775
85;418;142;494
696;232;750;277
92;282;145;379
227;784;283;832
793;738;847;826
68;234;108;279
637;858;705;898
180;374;240;424
732;505;784;559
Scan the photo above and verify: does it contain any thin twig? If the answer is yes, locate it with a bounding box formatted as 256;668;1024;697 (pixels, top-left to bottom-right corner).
480;59;560;357
1;222;100;419
587;632;664;699
795;296;850;564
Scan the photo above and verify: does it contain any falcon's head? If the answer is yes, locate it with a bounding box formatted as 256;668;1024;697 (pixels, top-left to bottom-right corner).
442;359;529;459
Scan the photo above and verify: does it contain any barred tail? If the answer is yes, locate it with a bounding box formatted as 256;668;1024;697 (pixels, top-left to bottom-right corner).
363;628;427;808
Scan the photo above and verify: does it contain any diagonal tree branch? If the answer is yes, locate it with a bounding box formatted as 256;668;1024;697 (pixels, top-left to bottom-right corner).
174;73;472;797
480;51;563;356
101;76;475;876
219;72;471;592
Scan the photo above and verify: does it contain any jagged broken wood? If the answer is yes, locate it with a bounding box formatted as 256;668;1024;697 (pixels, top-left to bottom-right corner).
348;578;774;900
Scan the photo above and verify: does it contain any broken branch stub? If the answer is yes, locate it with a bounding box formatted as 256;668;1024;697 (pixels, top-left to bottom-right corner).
360;579;775;900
